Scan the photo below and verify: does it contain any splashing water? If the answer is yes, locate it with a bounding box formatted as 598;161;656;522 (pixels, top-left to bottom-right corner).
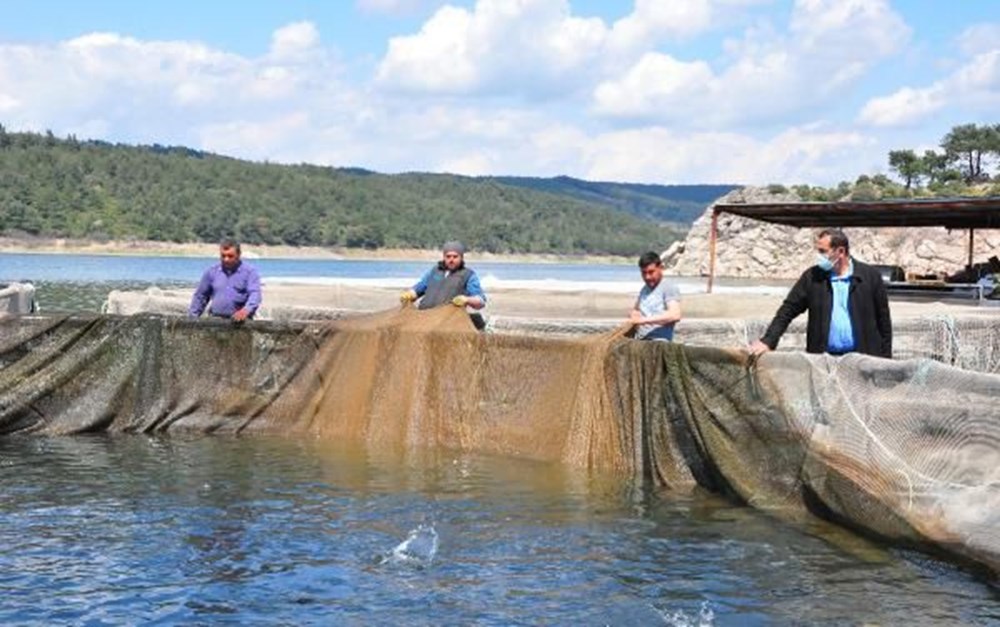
657;601;715;627
382;524;439;567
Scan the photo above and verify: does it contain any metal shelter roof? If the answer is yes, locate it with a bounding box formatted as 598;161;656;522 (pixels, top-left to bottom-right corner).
713;197;1000;230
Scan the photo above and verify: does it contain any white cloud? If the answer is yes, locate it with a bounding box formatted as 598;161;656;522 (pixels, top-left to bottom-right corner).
859;48;1000;127
958;22;1000;57
0;9;925;187
436;152;496;176
607;0;712;52
953;49;1000;92
373;0;740;97
593;0;910;127
375;6;479;92
789;0;907;58
375;0;607;96
373;0;906;131
0;92;19;113
356;0;430;16
291;98;874;184
0;34;243;136
578;125;874;185
270;21;321;58
858;86;947;127
199;112;313;160
0;22;342;142
592;53;713;119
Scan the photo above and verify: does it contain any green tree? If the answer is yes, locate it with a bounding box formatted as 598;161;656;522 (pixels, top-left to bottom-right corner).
921;150;953;186
887;149;922;189
0;128;690;255
991;123;1000;178
941;123;997;183
850;182;879;201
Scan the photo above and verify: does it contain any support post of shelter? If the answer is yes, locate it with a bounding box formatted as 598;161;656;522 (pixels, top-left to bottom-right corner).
707;208;720;294
968;228;975;268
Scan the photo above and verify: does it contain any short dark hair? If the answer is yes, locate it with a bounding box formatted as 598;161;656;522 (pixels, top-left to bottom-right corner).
638;251;662;268
219;238;241;253
817;229;849;253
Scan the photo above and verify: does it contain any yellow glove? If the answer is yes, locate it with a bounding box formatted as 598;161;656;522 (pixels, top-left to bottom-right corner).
399;290;417;304
451;295;469;307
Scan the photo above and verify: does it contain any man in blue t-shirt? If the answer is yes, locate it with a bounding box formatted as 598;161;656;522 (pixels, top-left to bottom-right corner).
629;251;682;341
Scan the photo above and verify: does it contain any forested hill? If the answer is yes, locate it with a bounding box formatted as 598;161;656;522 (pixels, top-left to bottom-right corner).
490;176;738;225
0;129;723;255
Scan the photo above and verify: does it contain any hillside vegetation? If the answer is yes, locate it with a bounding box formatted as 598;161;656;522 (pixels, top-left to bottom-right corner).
0;127;725;256
490;176;737;225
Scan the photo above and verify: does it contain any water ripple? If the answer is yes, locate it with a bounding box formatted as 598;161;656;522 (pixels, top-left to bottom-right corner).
0;435;996;625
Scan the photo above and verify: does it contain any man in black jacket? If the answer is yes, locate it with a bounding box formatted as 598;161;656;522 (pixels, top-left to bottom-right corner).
749;229;892;358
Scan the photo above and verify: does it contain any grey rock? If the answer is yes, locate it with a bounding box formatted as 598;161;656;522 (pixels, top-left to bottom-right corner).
665;187;993;279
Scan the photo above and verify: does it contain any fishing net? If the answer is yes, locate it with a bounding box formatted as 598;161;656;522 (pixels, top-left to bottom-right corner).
662;346;1000;573
0;308;997;574
0;314;325;435
252;306;640;475
104;286;1000;373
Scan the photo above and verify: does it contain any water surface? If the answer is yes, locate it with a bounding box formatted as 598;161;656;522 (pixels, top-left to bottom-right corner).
0;436;995;625
1;252;790;313
0;253;637;284
2;254;997;624
1;253;638;313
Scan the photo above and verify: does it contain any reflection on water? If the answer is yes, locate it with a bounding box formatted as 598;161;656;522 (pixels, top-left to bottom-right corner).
0;435;996;625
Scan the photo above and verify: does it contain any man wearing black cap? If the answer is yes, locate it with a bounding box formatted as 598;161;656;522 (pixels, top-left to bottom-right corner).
400;240;487;311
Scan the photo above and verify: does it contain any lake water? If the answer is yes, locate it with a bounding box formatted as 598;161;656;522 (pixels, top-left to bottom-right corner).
1;436;996;625
0;252;789;312
0;253;639;284
0;253;637;312
2;253;997;623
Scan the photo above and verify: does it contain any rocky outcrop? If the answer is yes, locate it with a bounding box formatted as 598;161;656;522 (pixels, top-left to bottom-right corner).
666;187;1000;279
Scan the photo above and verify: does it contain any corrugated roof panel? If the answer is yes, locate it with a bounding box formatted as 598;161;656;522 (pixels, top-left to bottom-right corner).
714;198;1000;229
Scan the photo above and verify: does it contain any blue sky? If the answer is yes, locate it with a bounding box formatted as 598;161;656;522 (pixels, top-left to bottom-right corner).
0;1;997;185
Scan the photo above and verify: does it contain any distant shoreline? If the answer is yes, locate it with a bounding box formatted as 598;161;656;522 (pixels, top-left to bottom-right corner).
0;237;633;265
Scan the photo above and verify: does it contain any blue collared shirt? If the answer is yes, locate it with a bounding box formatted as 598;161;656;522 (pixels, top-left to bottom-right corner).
412;267;487;303
189;261;262;318
827;261;855;353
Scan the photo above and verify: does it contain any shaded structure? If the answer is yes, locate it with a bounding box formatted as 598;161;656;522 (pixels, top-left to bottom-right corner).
706;196;1000;293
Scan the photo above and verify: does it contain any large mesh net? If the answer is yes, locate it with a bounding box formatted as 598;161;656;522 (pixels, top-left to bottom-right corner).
672;315;1000;375
104;286;1000;373
0;308;998;575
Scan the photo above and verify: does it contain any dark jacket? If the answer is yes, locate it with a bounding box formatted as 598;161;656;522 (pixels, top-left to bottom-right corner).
761;259;892;358
418;264;472;310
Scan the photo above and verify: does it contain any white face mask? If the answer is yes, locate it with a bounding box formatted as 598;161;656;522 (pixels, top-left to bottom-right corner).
816;252;835;272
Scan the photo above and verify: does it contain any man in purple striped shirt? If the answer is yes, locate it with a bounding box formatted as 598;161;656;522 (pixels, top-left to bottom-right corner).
188;239;261;322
